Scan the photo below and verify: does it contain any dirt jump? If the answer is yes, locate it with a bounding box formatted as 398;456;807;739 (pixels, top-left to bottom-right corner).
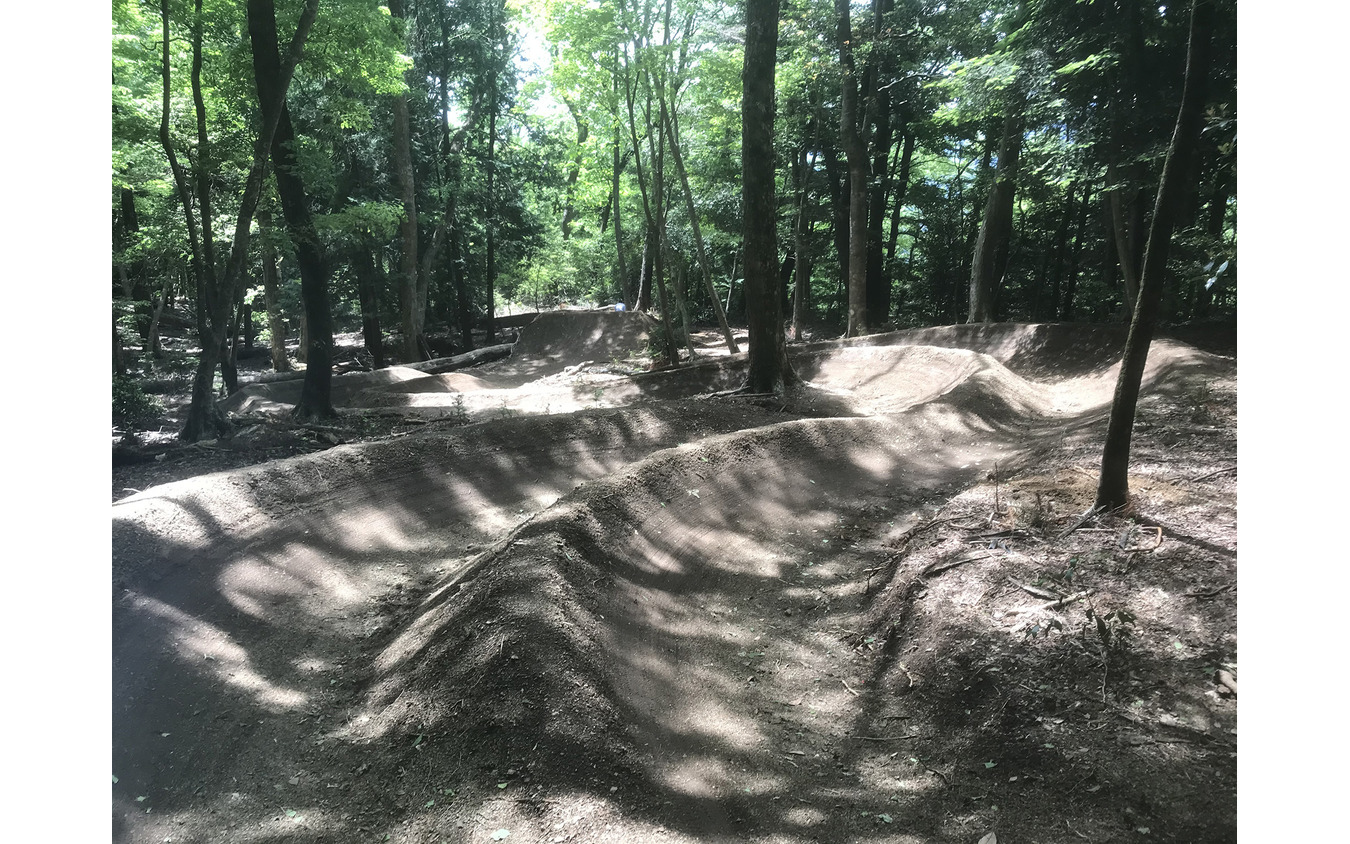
112;313;1237;843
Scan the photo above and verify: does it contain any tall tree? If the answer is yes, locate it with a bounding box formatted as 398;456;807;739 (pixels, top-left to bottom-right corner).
1096;0;1217;510
249;0;336;420
160;0;319;440
835;0;870;336
742;0;795;393
968;87;1026;323
388;0;425;362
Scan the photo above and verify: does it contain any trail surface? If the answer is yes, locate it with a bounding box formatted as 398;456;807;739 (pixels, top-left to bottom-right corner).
113;317;1237;843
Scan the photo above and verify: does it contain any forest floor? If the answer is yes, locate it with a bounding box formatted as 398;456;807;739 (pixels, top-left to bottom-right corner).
112;314;1237;844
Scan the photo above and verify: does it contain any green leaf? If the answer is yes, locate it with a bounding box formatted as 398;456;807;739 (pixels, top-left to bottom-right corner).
984;761;997;769
491;831;511;841
879;813;893;823
497;782;509;789
112;775;119;784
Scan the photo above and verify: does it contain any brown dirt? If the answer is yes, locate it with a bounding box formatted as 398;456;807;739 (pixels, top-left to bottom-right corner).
112;315;1237;843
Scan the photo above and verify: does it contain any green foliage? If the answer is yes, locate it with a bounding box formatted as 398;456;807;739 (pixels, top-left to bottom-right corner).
113;375;165;431
316;201;404;243
113;0;1237;379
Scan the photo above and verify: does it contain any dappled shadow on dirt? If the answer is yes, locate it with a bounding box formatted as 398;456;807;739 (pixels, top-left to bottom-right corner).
112;320;1236;843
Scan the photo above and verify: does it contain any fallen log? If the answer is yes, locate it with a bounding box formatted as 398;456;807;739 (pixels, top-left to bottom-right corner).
406;343;513;375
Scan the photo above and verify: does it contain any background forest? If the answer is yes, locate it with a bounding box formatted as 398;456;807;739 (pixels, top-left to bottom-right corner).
111;0;1236;441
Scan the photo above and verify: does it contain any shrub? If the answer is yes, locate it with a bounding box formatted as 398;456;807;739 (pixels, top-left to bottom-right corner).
113;375;164;431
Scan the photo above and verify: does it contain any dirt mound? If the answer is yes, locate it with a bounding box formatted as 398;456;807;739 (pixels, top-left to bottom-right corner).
800;321;1233;381
219;365;429;413
511;309;656;364
113;323;1237;843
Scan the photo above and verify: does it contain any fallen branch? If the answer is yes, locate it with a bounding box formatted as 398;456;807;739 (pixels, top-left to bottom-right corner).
853;734;919;742
923;551;998;578
1191;465;1237;483
1007;577;1061;600
1185;583;1235;599
1007;589;1093;616
1056;505;1105;540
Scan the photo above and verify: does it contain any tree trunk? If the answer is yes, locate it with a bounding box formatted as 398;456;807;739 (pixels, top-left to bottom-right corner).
742;0;794;393
250;0;335;420
1096;0;1216;511
612;121;630;307
451;223;474;351
113;313;126;376
637;226;655;312
791;145;812;340
353;245;386;368
561;97;588;241
1060;181;1093;321
863;0;895;325
486;72;499;345
259;211;291;372
885;127;916;275
822;141;850;310
171;0;317;440
837;0;869;337
147;273;171;359
968;93;1026;324
387;0;424;362
661;101;738;353
1045;181;1077;321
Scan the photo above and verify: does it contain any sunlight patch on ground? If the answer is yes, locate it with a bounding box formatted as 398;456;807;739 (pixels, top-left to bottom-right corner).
125;592;309;711
217;553;370;622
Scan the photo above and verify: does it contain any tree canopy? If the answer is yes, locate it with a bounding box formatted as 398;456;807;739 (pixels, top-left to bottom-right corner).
111;0;1236;437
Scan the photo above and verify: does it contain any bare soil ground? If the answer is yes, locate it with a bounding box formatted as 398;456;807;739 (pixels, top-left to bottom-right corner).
112;315;1237;844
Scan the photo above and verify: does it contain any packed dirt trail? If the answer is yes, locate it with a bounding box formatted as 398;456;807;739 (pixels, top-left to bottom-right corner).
112;315;1237;844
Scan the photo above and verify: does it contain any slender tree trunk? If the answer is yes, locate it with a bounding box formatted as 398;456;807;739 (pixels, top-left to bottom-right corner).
261;227;290;371
561;97;588;240
169;0;316;439
791;144;812;340
885;127;916;273
1060;181;1093;320
661;102;738;353
637;226;655;312
353;245;386;368
822;141;850;308
114;312;126;376
162;0;225;440
451;222;474;351
649;79;678;367
1045;181;1077;321
968;94;1026;323
1107;168;1144;313
863;0;895;325
388;0;424;362
837;0;869;336
147;272;171;359
250;0;335;420
1097;0;1216;511
612;119;630;306
742;0;795;392
486;67;499;344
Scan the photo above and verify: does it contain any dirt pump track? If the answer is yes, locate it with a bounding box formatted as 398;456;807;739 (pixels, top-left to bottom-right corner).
112;316;1237;843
